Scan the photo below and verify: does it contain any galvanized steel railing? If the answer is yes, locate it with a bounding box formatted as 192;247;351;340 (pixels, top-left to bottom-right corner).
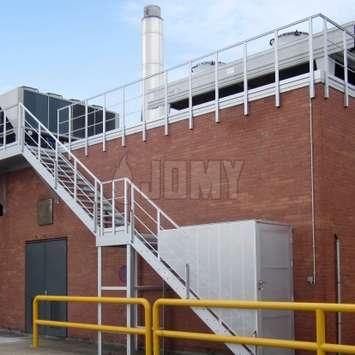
32;295;152;355
57;13;354;153
153;298;355;355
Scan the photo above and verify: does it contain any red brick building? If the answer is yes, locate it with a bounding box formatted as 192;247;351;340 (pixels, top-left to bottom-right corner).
0;11;354;355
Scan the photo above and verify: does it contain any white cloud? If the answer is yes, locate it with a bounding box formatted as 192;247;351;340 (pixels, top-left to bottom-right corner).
120;0;355;65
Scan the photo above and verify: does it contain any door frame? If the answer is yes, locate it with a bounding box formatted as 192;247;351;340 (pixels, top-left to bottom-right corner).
24;237;68;335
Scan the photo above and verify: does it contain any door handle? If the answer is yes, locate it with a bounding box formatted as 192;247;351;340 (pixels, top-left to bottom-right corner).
257;280;266;291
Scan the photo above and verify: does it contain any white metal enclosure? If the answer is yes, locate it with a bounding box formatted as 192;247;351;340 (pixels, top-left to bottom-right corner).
158;220;294;355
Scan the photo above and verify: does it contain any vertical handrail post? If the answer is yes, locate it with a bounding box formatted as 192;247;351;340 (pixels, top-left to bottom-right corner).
17;105;22;149
185;264;190;299
122;87;126;146
243;41;249;116
74;160;78;201
100;183;104;237
215;51;220;122
188;61;193;129
343;30;349;107
142;79;147;142
309;17;315;99
124;179;128;234
38;124;41;159
103;94;107;151
54;141;58;189
85;100;89;156
323;18;329;98
164;70;169;135
112;181;116;234
94;180;98;234
56;109;60;141
21;105;25;152
316;309;326;355
274;30;280;107
157;210;161;236
3;109;6;150
68;105;72;154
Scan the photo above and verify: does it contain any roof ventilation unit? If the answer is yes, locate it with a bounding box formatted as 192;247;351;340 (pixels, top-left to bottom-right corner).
269;30;309;46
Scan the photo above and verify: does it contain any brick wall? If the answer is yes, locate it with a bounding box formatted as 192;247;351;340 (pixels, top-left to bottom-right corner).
0;84;354;353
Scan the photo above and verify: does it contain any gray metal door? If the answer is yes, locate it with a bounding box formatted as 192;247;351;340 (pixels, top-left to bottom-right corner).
25;239;67;336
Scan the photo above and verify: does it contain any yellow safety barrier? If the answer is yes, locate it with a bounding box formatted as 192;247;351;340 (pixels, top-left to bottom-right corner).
33;295;152;355
153;299;355;355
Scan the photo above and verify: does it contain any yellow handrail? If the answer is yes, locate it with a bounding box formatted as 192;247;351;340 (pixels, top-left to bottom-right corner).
33;295;152;355
153;299;355;355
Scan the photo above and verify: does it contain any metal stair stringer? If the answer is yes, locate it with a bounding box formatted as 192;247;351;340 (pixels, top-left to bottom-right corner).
131;234;253;355
22;145;96;234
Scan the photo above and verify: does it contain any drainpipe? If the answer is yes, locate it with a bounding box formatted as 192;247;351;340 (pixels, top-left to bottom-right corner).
335;234;342;353
307;98;317;285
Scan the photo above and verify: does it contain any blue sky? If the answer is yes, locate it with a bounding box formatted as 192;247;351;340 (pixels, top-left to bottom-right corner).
1;0;354;99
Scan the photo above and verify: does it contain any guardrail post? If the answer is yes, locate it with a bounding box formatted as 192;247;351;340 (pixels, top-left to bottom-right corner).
144;299;152;355
243;41;249;116
38;125;41;159
309;17;315;99
94;180;98;234
343;30;349;107
215;51;220;123
188;61;193;129
68;105;72;154
274;30;280;107
32;297;39;348
54;141;58;189
85;100;88;156
3;109;7;150
112;181;116;234
142;79;147;142
124;179;128;234
153;302;160;355
164;71;169;135
103;94;107;152
100;184;104;237
316;309;326;355
323;18;329;98
74;160;77;201
122;87;126;147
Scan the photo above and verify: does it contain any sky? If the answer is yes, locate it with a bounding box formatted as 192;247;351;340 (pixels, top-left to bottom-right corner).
1;0;354;99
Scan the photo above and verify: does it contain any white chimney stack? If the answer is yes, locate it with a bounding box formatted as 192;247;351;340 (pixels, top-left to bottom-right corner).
142;5;164;121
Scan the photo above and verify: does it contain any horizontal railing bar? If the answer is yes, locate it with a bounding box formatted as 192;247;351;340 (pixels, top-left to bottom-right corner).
155;330;317;351
35;319;145;335
154;299;355;312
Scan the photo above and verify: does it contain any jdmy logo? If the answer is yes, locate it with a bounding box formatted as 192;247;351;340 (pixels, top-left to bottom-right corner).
115;154;244;200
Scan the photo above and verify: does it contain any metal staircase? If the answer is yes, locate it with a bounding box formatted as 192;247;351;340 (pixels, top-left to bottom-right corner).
10;103;252;355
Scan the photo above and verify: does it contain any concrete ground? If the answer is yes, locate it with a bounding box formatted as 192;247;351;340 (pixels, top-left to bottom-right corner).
0;330;126;355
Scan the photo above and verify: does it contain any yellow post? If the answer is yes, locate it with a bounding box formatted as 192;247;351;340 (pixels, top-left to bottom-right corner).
32;297;39;348
153;301;160;355
316;309;326;355
143;299;152;355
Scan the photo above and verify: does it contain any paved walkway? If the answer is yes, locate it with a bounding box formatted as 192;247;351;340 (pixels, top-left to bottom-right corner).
0;331;123;354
